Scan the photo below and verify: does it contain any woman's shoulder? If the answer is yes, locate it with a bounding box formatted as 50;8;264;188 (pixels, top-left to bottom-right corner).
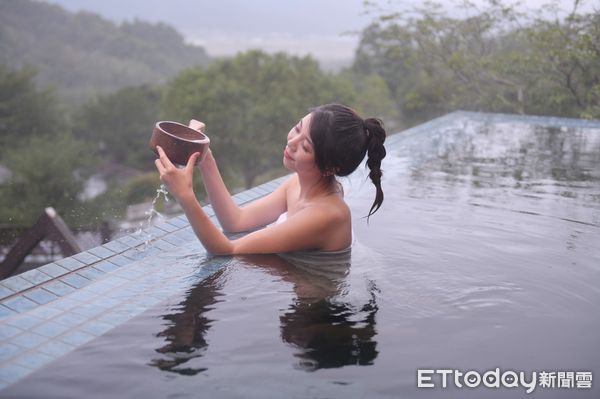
309;196;350;224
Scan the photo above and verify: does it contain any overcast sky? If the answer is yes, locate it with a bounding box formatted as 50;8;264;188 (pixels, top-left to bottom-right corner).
43;0;594;69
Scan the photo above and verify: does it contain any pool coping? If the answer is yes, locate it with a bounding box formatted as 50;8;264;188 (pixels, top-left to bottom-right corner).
1;110;599;389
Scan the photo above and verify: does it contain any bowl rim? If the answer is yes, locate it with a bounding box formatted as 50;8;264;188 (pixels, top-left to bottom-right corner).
155;120;210;144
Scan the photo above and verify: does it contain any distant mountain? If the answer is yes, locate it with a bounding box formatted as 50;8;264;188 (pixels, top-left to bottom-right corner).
0;0;210;103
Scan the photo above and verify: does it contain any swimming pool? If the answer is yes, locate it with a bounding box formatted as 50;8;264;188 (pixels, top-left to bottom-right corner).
1;111;599;398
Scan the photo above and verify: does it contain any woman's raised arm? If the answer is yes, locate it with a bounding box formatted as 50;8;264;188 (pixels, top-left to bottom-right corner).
197;151;290;233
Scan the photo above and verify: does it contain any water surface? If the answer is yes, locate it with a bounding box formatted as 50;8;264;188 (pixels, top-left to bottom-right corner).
5;115;600;398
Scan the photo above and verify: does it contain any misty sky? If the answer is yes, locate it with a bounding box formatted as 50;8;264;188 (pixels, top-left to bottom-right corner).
43;0;592;69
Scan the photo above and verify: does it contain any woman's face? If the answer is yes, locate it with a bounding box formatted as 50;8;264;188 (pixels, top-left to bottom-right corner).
283;113;319;175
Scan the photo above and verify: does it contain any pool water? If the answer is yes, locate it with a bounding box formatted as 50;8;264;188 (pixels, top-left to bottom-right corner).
4;113;600;398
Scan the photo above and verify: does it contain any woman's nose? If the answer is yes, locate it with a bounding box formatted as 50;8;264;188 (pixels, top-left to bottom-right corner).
287;135;300;149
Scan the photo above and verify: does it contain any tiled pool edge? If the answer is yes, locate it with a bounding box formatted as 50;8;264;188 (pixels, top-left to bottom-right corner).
0;176;287;389
1;111;599;389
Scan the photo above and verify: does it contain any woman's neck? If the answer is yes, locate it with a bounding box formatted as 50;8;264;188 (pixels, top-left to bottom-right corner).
296;172;338;201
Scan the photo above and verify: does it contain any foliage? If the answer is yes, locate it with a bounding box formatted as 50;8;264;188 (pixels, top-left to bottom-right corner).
354;0;600;124
0;64;64;148
162;50;357;188
0;0;210;104
0;132;95;226
72;85;163;171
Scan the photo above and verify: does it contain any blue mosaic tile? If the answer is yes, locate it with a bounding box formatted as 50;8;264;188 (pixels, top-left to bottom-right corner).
0;324;21;340
10;332;47;349
96;311;133;326
154;221;179;233
175;227;196;239
37;263;69;279
86;245;115;259
0;343;25;362
81;281;117;295
111;267;145;281
118;235;144;248
44;298;80;313
32;320;71;338
0;363;32;383
131;295;162;307
253;185;271;195
60;274;92;289
19;270;53;286
101;239;130;253
13;351;55;369
72;251;102;265
43;280;76;297
166;217;188;228
26;305;62;320
144;226;168;237
78;320;114;337
232;196;245;205
76;267;106;280
93;261;120;273
59;330;95;346
113;236;135;249
69;303;105;318
161;233;188;246
152;239;177;251
54;256;86;271
105;254;130;267
120;248;142;261
1;276;34;293
121;246;161;261
93;297;123;310
4;314;43;330
66;289;97;303
36;340;74;358
0;286;13;301
53;312;87;328
2;296;38;313
105;290;136;300
22;288;58;305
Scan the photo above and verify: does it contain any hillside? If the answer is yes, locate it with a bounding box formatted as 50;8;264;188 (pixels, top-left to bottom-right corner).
0;0;210;103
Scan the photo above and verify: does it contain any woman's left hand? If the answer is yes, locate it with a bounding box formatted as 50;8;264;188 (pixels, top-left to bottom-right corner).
154;146;200;202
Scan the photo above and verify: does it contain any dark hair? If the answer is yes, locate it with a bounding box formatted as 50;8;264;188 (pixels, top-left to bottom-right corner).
309;104;387;219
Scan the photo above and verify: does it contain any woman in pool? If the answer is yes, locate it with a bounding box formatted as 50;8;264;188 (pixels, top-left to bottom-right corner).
154;103;386;255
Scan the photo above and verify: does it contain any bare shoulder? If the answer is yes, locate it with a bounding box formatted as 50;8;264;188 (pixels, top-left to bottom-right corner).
304;196;350;225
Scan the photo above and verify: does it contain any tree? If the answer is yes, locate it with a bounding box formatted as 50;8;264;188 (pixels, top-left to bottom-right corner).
0;64;64;148
0;132;95;226
354;0;600;123
72;85;163;171
162;50;356;188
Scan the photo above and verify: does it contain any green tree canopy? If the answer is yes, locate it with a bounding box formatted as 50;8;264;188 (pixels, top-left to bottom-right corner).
0;132;95;226
354;0;600;124
0;64;64;148
162;50;356;188
72;85;162;171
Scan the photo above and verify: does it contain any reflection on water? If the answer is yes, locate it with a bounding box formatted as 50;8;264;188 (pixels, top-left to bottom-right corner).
150;250;379;375
150;269;225;375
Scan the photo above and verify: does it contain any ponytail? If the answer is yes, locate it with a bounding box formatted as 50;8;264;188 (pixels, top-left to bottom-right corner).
364;117;386;220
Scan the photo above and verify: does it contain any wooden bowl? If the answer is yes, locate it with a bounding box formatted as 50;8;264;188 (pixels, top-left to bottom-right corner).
149;121;210;166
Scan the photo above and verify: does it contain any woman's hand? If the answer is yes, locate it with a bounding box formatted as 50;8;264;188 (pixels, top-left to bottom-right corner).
188;118;213;169
154;146;200;203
